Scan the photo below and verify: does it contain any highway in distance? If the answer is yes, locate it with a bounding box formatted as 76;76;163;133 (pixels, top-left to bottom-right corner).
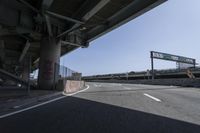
0;82;200;133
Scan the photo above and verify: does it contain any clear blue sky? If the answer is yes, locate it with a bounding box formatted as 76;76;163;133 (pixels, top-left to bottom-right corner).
60;0;200;76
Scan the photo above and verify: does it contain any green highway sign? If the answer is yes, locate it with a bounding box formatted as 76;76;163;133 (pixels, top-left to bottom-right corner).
151;51;195;65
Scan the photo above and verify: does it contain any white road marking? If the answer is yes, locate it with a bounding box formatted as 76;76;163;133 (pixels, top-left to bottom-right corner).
111;83;122;86
94;84;101;87
13;106;21;109
0;85;89;119
143;93;161;102
123;86;132;90
0;96;66;119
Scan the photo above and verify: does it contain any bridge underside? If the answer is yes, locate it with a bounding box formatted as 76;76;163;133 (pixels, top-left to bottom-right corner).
0;0;166;89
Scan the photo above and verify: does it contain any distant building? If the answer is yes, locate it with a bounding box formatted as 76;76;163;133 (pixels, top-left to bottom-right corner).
72;73;82;80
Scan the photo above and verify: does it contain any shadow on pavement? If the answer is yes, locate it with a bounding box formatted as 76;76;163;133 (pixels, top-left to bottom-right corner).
0;89;27;101
0;96;200;133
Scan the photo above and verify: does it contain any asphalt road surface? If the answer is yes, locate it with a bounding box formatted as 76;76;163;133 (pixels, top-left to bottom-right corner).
0;82;200;133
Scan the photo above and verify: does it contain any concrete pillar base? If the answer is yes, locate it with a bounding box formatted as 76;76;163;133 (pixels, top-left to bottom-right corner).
22;57;30;82
38;37;61;90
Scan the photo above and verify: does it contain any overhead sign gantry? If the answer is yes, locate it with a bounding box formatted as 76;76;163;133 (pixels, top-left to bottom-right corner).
150;51;196;79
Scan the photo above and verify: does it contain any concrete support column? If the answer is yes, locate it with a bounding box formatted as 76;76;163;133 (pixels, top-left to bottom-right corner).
38;37;61;90
0;40;5;69
22;58;29;81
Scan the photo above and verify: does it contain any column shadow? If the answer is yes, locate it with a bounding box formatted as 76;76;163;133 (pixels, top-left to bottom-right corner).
0;96;200;133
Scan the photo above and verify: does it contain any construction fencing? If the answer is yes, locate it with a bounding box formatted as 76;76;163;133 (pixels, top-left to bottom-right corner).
54;63;83;91
30;63;82;90
55;63;82;81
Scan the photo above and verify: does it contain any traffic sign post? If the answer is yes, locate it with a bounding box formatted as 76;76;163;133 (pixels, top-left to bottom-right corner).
150;51;154;80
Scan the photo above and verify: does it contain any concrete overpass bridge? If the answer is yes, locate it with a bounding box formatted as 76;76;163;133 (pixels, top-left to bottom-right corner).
0;0;166;89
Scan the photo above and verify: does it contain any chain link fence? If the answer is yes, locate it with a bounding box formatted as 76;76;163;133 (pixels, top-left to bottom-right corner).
30;63;82;88
55;63;82;81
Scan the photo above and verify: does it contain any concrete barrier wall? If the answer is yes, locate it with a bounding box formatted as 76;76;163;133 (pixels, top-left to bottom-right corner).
89;78;200;87
64;80;85;93
56;80;85;93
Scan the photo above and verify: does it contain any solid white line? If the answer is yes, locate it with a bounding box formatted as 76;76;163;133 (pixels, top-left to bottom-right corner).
0;96;66;119
0;85;90;119
123;87;131;90
111;83;122;86
143;93;161;102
